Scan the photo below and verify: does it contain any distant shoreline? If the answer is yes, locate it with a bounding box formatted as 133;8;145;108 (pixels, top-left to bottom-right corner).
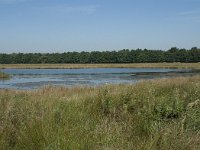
0;63;200;69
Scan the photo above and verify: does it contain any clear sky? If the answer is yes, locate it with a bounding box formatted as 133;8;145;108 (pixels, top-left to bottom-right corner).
0;0;200;53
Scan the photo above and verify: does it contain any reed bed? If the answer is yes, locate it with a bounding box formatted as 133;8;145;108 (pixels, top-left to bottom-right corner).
0;76;200;149
0;63;200;69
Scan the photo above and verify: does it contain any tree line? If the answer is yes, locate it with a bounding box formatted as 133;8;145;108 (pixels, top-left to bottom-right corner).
0;47;199;64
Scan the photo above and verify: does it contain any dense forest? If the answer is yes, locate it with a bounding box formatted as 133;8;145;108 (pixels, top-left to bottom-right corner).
0;47;199;64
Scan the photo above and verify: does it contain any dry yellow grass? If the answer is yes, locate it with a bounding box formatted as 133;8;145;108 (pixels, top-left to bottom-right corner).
0;63;200;69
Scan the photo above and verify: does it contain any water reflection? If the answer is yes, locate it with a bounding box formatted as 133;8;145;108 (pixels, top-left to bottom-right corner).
0;68;199;90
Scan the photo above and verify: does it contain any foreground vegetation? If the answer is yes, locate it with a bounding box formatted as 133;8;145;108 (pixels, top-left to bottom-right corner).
0;76;200;149
0;72;9;79
0;47;200;64
1;62;200;69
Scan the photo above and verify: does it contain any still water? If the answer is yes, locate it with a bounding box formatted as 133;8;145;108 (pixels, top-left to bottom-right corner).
0;68;197;90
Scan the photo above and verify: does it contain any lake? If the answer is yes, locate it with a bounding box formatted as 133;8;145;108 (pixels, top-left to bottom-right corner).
0;68;198;90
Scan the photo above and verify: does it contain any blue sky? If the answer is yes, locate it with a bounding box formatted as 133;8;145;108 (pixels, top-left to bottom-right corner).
0;0;200;53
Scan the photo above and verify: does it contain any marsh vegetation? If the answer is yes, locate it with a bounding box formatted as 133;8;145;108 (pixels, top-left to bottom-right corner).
1;62;200;69
0;76;200;149
0;72;9;79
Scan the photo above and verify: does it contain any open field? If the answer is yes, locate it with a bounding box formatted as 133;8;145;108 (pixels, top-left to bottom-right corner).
0;76;200;149
0;63;200;69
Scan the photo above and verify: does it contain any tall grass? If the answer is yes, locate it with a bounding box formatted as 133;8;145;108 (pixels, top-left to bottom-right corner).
0;76;200;149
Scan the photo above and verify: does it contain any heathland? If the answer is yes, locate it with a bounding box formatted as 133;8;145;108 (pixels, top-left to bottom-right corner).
0;76;200;149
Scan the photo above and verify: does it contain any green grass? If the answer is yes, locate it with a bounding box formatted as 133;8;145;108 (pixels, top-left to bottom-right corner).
0;76;200;149
0;72;9;79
